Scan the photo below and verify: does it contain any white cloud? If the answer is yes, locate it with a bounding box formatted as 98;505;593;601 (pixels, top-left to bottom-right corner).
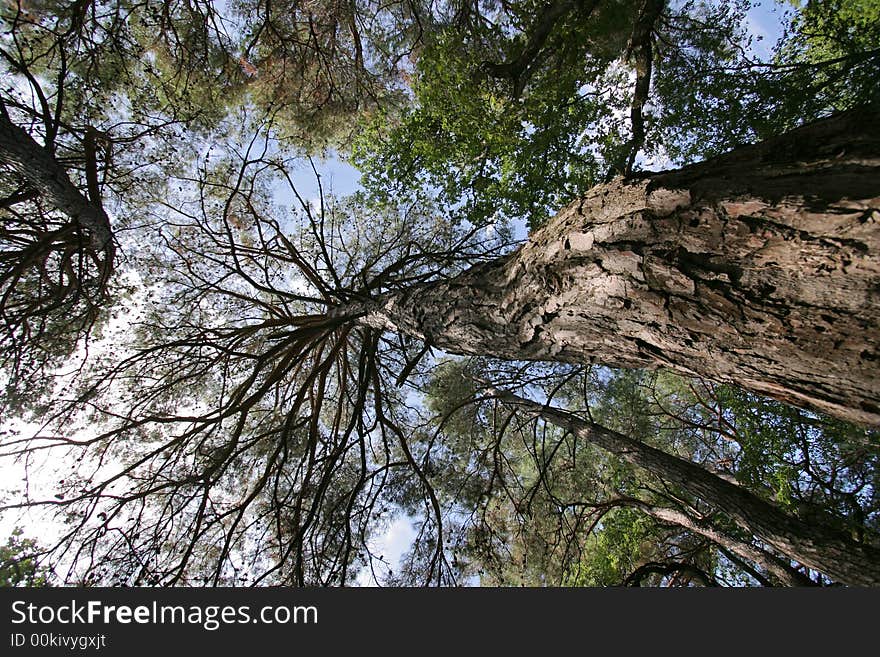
356;514;416;586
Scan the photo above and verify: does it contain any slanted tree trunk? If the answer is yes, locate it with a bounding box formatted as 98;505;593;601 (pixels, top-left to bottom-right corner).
629;501;816;587
0;107;114;255
359;106;880;426
489;385;880;586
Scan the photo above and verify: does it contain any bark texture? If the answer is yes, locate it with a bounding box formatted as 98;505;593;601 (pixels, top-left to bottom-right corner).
363;106;880;425
0;109;113;252
491;386;880;587
632;501;816;587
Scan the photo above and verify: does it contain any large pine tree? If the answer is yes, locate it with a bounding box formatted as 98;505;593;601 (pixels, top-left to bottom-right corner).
352;107;880;426
1;0;877;586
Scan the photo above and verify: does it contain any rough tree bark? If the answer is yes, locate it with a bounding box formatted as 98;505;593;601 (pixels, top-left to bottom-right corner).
489;385;880;586
0;106;114;255
359;105;880;426
627;500;816;587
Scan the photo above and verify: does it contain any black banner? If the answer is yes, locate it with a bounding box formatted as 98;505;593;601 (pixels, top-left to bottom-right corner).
1;587;876;653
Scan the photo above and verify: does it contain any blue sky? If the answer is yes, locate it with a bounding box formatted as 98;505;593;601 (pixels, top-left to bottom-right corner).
747;0;789;59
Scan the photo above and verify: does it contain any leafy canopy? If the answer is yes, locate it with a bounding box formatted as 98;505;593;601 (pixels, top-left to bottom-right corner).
0;0;877;586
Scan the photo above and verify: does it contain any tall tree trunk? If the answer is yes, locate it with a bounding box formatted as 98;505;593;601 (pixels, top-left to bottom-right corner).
629;501;817;586
489;385;880;586
0;107;114;255
360;106;880;426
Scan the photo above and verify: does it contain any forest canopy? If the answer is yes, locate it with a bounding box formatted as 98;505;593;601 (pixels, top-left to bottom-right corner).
0;0;878;587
